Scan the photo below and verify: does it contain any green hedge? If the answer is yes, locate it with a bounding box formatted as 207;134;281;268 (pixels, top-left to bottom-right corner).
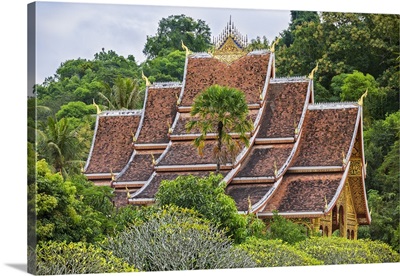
239;237;323;267
295;237;400;265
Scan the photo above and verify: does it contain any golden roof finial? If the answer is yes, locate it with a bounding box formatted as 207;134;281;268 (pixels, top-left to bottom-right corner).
247;195;252;213
324;196;328;211
151;154;156;166
175;93;181;105
294;120;299;135
141;71;151;87
274;161;278;177
131;131;137;144
110;169;115;181
357;88;368;106
92;99;101;114
125;185;131;199
181;40;190;56
342;151;347;166
167;122;173;134
259;87;263;101
270;37;280;53
80;163;84;173
308;62;319;80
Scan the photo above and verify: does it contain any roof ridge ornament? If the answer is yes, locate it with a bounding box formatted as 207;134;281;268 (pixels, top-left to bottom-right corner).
181;40;191;56
141;71;151;87
357;89;368;106
270;37;280;53
92;99;102;114
308;62;319;80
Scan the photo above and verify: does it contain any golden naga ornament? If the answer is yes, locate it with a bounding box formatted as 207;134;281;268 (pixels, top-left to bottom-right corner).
92;99;101;114
308;62;319;80
141;71;151;87
357;89;368;106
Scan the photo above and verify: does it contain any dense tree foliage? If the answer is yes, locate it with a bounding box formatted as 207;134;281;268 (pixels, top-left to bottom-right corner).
143;14;211;59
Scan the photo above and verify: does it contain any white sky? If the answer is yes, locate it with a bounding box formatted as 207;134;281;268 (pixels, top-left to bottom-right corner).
1;1;399;276
33;2;291;84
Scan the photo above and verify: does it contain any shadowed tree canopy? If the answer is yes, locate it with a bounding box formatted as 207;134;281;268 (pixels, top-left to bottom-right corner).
143;14;212;59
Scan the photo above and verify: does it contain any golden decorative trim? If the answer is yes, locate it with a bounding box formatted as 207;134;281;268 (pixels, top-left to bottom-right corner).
141;71;151;87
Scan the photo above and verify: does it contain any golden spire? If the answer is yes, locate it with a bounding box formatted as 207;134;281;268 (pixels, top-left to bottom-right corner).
357;89;368;106
181;40;190;56
141;71;151;87
270;37;280;53
308;62;319;80
92;99;101;114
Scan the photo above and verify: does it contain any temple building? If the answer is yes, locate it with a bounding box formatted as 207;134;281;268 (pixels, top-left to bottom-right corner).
84;19;371;239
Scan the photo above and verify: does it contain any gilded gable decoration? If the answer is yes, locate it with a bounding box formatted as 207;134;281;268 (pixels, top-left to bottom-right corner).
211;17;248;64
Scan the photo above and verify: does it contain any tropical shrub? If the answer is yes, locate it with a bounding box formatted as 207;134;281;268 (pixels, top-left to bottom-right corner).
295;237;400;265
155;173;247;243
34;241;136;275
102;205;256;271
266;211;308;244
239;237;322;267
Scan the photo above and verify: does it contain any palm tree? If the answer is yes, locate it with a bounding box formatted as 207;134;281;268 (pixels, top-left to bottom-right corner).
186;85;253;173
98;77;143;110
37;116;82;175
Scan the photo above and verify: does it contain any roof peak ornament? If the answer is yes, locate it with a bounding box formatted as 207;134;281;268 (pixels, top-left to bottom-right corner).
211;16;248;64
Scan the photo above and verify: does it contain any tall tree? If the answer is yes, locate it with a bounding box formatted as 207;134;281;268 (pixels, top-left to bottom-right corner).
143;14;211;59
186;85;253;173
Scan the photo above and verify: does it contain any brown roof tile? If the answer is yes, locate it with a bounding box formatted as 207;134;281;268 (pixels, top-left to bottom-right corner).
158;140;245;166
262;173;343;213
292;107;359;167
136;86;180;143
116;153;161;182
226;184;274;212
257;81;308;138
182;53;270;106
236;144;294;178
85;114;140;174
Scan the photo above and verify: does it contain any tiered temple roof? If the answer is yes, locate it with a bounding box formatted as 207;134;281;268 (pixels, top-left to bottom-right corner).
84;20;370;232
